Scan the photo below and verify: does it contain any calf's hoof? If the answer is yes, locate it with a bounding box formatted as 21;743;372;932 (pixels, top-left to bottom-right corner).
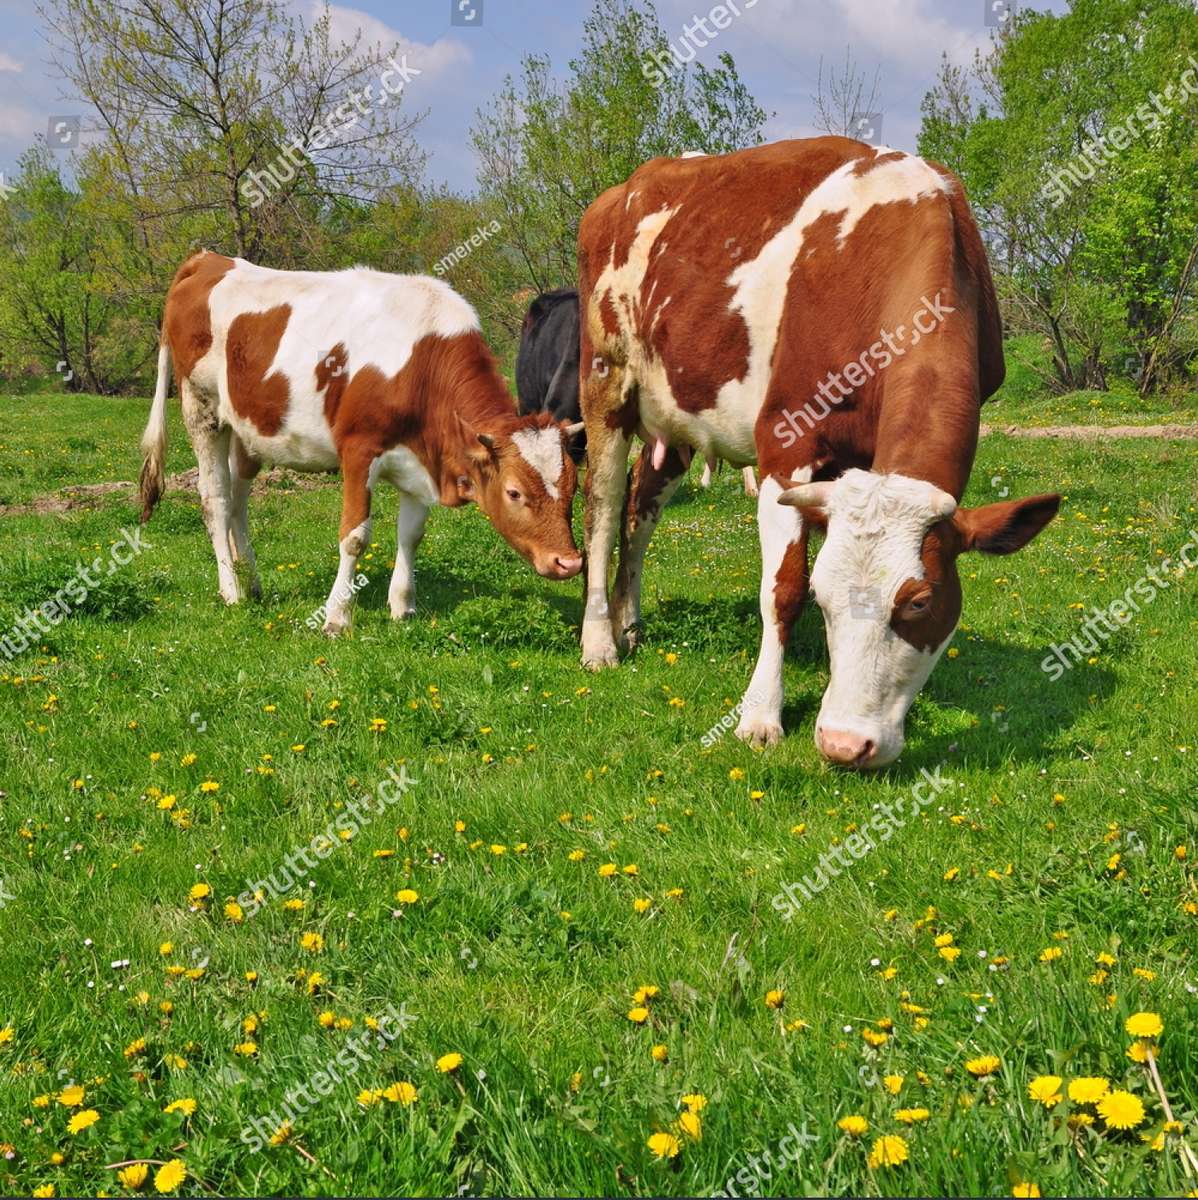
322;616;351;638
735;714;783;748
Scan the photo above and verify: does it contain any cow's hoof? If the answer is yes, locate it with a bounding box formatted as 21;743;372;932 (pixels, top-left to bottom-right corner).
735;715;783;748
322;617;350;638
581;644;619;670
614;621;642;656
390;605;417;621
248;578;262;602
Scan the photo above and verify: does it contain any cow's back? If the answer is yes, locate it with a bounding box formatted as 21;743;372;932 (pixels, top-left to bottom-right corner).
578;138;1002;489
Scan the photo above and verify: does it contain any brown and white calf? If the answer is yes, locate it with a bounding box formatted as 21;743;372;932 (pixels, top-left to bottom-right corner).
578;137;1060;768
140;252;582;632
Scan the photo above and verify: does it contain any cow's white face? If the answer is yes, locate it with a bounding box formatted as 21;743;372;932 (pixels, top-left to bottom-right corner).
781;469;1060;769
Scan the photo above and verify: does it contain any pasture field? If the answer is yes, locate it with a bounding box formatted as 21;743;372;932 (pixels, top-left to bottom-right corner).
0;391;1196;1198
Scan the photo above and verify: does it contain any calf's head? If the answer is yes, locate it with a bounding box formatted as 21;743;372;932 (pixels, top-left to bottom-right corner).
458;415;583;579
780;469;1059;769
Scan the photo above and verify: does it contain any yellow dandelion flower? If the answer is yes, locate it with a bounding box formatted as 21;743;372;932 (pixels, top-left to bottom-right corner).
1011;1185;1040;1198
677;1109;702;1140
1067;1077;1109;1104
764;989;785;1009
598;863;618;878
299;931;324;953
163;1098;196;1116
394;889;419;904
1125;1012;1163;1039
651;1044;668;1063
895;1107;930;1124
838;1114;868;1135
868;1134;909;1168
153;1159;187;1194
56;1084;84;1107
1027;1076;1063;1106
436;1052;463;1073
117;1163;149;1189
647;1131;680;1159
627;1006;650;1024
1097;1089;1145;1130
883;1075;904;1095
681;1093;707;1112
67;1109;100;1134
382;1081;418;1105
965;1055;1000;1078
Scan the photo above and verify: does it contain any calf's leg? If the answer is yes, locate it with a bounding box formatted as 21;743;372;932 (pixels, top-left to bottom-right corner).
323;448;373;636
227;434;262;600
388;494;428;619
181;380;241;604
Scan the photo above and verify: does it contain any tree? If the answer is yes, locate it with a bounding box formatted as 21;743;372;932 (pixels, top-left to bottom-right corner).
471;0;768;300
918;0;1198;395
812;46;882;140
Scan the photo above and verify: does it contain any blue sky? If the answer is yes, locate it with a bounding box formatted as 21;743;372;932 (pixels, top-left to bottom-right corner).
0;0;1068;193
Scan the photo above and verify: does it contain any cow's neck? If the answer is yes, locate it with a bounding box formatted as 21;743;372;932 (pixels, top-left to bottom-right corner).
414;331;519;503
870;384;979;500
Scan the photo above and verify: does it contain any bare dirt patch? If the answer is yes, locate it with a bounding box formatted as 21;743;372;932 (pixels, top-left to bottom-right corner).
0;467;334;517
980;422;1198;441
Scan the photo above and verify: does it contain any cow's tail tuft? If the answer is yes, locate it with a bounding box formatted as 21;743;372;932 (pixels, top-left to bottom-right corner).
139;341;171;522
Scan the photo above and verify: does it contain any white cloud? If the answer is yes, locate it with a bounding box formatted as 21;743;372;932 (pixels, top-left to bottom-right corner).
309;3;472;80
0;103;40;140
0;53;23;73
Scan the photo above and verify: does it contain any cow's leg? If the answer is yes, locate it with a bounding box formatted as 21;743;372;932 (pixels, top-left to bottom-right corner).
388;494;428;620
323;448;373;637
227;434;262;601
580;384;633;670
742;466;759;497
181;380;241;604
610;444;688;655
700;456;715;488
736;475;809;747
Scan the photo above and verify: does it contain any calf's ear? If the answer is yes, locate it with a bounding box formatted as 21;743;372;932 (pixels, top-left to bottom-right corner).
954;493;1061;555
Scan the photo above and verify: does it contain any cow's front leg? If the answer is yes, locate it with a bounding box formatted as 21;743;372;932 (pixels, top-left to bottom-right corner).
736;475;808;747
580;392;632;670
388;494;428;619
611;443;688;655
323;449;373;637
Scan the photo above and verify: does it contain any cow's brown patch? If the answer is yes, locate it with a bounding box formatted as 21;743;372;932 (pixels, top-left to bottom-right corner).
161;250;236;380
226;305;292;437
773;530;810;642
606;381;640;437
316;342;349;426
889;521;963;651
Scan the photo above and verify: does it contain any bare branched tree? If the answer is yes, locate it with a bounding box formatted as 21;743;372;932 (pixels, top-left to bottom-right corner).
812;46;881;139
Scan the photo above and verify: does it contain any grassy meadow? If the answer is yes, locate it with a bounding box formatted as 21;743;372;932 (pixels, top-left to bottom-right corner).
0;385;1196;1198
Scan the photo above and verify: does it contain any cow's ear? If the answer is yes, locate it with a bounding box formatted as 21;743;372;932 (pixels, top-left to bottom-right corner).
456;414;497;466
954;494;1061;555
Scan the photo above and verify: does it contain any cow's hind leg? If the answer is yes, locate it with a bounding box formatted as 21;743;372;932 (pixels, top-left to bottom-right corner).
323;448;373;636
742;466;759;497
580;370;633;670
610;443;688;655
181;380;241;604
735;474;808;748
227;434;262;600
388;493;428;619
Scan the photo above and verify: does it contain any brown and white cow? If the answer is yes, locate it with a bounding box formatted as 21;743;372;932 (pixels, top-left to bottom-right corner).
578;138;1060;768
140;251;582;632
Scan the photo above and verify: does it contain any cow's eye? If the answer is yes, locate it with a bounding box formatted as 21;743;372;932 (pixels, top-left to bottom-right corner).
506;488;522;502
901;593;932;619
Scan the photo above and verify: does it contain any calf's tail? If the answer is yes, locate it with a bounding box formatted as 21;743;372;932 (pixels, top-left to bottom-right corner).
139;341;171;522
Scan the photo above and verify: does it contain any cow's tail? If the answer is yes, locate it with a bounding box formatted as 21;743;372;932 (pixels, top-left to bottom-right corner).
139;340;171;522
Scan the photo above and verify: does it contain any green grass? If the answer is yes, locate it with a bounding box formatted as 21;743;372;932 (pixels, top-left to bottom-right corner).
0;390;1196;1198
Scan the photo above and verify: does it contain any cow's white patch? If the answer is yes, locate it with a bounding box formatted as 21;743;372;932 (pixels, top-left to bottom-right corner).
202;262;480;474
511;426;564;500
368;445;439;505
719;151;951;435
807;469;958;765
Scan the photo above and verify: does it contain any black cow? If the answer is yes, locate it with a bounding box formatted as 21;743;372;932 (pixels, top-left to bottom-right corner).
514;287;757;492
516;288;584;461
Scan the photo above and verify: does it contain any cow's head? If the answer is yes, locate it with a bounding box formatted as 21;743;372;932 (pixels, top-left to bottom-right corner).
457;415;583;579
780;469;1060;769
